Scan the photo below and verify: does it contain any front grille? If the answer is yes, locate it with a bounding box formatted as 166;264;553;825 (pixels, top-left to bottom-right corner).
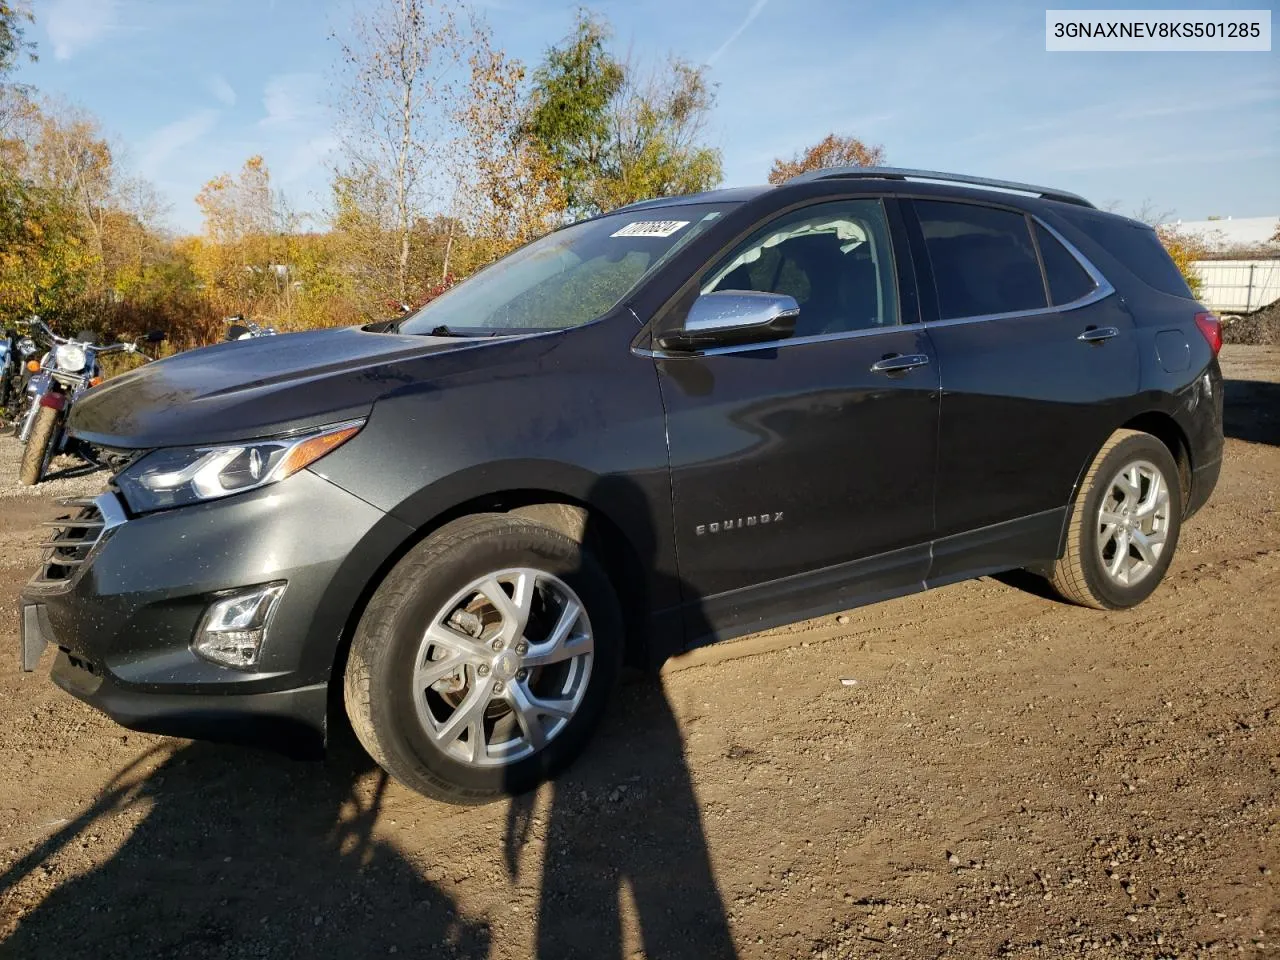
36;495;117;585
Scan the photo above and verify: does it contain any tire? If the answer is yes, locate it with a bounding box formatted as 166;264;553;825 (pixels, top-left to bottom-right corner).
344;513;623;804
19;405;59;486
1049;429;1183;610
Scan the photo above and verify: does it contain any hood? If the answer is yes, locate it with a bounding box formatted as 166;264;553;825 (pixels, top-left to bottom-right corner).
68;326;488;449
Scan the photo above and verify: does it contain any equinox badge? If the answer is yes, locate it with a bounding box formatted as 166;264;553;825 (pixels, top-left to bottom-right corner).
696;512;783;536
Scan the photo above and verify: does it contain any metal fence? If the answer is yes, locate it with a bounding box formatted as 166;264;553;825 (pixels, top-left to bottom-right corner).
1192;259;1280;315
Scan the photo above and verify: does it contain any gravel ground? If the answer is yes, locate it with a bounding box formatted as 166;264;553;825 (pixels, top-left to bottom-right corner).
0;434;104;501
0;346;1276;959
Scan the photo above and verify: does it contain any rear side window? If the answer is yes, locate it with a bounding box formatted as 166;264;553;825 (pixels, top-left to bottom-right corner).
1034;223;1097;305
914;201;1047;319
1069;215;1193;299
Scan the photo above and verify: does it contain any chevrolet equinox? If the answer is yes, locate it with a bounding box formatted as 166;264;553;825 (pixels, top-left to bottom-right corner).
20;167;1224;803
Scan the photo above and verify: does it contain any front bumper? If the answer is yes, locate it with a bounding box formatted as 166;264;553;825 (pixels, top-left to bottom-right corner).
20;471;414;754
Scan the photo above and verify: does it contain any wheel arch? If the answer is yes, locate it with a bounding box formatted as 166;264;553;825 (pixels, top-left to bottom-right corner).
1118;411;1193;510
1056;408;1194;561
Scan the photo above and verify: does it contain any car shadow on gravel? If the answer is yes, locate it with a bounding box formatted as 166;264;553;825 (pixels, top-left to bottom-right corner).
1224;379;1280;446
502;474;737;960
0;739;490;960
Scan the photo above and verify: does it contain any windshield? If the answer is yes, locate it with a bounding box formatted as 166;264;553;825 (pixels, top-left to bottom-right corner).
399;203;732;335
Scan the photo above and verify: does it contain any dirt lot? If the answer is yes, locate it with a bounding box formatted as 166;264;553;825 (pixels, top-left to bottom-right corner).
0;347;1276;959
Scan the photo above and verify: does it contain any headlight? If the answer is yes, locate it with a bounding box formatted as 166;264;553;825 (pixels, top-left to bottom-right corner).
54;343;87;372
117;418;364;512
17;337;35;356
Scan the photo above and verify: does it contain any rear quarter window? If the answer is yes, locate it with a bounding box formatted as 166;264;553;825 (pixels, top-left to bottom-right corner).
1034;223;1097;306
1069;215;1194;299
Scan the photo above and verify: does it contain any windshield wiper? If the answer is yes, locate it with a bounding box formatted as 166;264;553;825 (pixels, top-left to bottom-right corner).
429;324;463;337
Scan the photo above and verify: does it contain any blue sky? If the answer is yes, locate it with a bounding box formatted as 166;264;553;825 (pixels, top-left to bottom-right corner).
16;0;1280;233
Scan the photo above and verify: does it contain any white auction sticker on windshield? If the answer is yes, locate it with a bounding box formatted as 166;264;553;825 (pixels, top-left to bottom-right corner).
611;220;690;238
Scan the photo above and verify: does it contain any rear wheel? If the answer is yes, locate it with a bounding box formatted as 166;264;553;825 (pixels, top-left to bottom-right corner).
344;513;622;803
1049;429;1182;610
19;405;59;486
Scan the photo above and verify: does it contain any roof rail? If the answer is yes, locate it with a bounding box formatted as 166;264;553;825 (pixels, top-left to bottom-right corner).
783;166;1094;208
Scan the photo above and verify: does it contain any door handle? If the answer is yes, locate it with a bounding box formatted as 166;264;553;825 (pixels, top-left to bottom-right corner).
1077;325;1119;343
870;353;930;374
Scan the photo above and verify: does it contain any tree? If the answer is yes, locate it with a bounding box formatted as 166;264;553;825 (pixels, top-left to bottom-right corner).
0;1;34;77
455;29;565;258
767;133;885;184
523;13;721;216
1130;201;1204;298
193;156;293;316
29;103;115;283
0;166;85;319
592;57;721;212
333;0;473;302
522;12;622;216
1155;224;1204;297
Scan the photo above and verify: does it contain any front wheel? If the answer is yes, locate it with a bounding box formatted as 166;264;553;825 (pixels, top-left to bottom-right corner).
1049;429;1183;610
344;513;622;804
19;405;59;486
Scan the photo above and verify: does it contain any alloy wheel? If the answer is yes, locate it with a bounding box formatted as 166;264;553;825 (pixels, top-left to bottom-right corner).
411;568;594;767
1096;459;1172;587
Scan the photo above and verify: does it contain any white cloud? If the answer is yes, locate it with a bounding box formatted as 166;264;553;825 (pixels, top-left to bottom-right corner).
46;0;119;60
708;0;770;65
278;133;340;186
209;74;237;108
138;109;220;177
260;73;322;127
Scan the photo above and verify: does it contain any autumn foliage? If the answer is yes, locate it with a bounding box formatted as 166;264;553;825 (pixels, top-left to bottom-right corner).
1155;225;1205;297
767;134;885;184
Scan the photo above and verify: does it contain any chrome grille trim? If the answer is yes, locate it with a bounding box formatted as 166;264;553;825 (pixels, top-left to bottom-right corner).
34;491;127;586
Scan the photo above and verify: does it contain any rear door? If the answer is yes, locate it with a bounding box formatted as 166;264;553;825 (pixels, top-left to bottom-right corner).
903;198;1138;574
655;197;940;632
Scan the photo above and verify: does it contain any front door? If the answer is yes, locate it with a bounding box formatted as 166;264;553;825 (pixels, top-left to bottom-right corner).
654;197;940;638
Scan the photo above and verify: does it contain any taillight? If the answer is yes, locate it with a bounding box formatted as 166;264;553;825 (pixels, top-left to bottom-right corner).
1194;311;1222;357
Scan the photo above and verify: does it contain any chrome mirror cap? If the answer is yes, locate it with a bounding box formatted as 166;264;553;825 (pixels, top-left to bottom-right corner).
659;290;800;353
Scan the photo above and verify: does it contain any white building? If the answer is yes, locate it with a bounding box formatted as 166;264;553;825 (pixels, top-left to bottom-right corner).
1162;215;1280;252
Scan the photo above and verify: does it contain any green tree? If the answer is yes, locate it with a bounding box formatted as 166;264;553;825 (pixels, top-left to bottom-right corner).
522;11;623;216
0;164;90;322
0;1;34;77
524;13;721;217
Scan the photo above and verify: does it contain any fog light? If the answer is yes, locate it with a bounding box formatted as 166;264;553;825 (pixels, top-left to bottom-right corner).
193;583;286;668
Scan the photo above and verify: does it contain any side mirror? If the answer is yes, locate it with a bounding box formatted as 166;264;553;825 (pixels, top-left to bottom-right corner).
657;291;799;353
145;330;166;343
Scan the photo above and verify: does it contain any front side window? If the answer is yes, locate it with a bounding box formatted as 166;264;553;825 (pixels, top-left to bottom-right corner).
702;199;899;337
915;200;1047;320
399;203;732;335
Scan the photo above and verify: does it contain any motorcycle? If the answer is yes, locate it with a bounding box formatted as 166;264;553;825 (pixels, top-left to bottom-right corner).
224;315;277;340
17;321;164;486
1;318;41;421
